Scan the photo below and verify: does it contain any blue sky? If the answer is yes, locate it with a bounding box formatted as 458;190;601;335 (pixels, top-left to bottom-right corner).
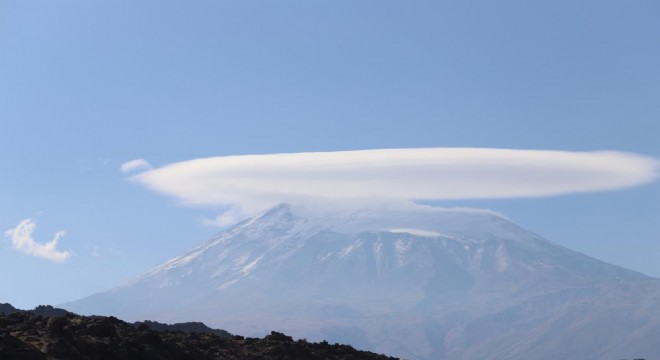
1;0;659;309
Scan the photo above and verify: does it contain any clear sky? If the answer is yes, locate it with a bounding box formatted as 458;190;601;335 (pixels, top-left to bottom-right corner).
1;0;658;309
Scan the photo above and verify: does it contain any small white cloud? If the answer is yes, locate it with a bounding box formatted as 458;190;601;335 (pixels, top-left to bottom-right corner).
129;148;660;225
4;219;71;263
120;159;152;173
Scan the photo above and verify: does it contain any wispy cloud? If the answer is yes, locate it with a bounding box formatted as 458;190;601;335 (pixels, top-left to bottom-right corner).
120;159;152;173
4;219;71;263
129;148;660;223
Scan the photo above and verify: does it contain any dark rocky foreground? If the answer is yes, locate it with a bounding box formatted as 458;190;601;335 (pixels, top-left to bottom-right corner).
0;307;398;360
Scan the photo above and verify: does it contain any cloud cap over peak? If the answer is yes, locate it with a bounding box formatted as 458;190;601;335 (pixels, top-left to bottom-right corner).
131;148;659;219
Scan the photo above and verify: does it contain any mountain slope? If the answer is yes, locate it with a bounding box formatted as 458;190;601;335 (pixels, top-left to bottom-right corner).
63;204;659;360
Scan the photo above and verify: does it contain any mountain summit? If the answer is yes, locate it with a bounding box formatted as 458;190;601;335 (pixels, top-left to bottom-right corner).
64;204;660;360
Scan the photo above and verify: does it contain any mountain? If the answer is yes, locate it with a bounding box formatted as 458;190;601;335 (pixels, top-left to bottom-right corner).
63;204;660;360
0;308;397;360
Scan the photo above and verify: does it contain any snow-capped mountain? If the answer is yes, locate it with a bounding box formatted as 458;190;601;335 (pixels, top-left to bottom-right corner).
63;204;660;360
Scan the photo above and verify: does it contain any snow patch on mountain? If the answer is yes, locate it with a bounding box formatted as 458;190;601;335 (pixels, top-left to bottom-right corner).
241;256;263;276
386;228;444;237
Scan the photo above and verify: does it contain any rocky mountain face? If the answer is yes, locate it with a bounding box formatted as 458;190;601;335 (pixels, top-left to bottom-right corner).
0;310;397;360
63;204;660;360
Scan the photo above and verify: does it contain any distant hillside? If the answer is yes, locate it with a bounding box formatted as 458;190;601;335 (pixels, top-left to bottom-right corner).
134;320;232;338
0;304;70;317
0;308;398;360
29;305;72;317
0;303;231;337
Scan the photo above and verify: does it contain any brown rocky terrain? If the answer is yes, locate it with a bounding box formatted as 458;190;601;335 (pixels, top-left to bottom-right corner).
0;309;398;360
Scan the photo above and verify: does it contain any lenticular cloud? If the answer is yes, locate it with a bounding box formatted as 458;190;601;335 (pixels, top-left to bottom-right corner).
131;148;659;215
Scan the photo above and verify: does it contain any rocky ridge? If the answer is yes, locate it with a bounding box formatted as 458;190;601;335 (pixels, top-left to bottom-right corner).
133;320;232;338
0;307;398;360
